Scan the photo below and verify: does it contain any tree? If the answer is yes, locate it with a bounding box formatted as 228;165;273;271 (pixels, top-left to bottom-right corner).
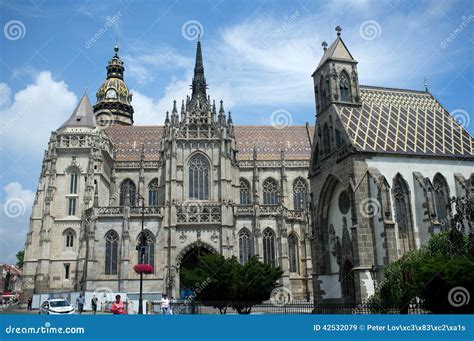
16;250;24;269
180;254;283;314
368;229;474;313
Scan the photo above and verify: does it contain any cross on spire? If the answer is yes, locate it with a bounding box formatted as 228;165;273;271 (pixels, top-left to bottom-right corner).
335;25;342;37
322;41;328;51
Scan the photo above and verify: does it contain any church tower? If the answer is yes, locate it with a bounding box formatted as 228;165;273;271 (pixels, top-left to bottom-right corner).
94;45;134;126
311;26;360;115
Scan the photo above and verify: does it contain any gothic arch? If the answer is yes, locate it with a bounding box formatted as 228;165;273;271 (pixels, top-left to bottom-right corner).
392;173;415;252
433;173;450;226
262;177;280;205
339;70;351;102
175;241;218;269
187;153;211;200
119;178;136;206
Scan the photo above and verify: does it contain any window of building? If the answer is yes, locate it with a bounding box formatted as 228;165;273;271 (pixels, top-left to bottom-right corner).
239;178;251;205
288;233;298;273
65;230;74;248
293;178;308;211
239;229;252;264
105;230;119;275
189;154;210;200
70;172;78;194
119;179;136;206
64;264;70;280
433;174;449;226
137;230;155;269
263;178;280;205
339;71;351;102
148;179;159;206
68;198;76;216
263;228;276;267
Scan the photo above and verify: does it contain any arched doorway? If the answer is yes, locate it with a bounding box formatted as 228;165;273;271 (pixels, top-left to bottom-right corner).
341;260;356;303
177;242;217;299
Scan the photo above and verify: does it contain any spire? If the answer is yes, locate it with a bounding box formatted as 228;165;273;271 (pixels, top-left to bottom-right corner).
191;39;207;100
59;93;96;129
424;77;429;92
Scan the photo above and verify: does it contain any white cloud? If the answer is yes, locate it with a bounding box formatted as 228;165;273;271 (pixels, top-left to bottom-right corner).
0;71;77;156
0;182;35;264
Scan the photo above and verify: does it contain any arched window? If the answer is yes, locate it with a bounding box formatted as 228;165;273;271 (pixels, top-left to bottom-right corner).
70;172;78;194
263;178;280;205
148;179;159;206
341;261;356;302
433;174;449;226
189;154;210;200
288;233;298;273
239;229;252;264
323;124;330;155
137;230;155;269
119;179;136;206
263;228;276;266
105;230;119;275
64;229;75;248
339;71;351;102
393;174;415;251
240;178;251;205
293;177;308;211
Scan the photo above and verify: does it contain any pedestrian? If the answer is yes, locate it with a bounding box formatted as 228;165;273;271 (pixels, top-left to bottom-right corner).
27;297;32;311
91;294;98;315
111;294;126;314
160;294;170;315
76;294;85;314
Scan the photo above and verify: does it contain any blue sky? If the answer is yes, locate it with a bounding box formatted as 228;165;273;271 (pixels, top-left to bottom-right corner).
0;0;473;263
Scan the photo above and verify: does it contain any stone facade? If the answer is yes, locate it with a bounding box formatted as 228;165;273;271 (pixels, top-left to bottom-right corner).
22;41;313;300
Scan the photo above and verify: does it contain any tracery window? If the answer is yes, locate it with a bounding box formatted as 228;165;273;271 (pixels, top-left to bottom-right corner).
189;154;209;200
288;233;298;273
240;178;251;205
119;179;136;206
339;71;351;102
293;177;308;211
239;229;252;264
105;230;119;275
148;179;159;206
263;178;280;205
263;228;276;267
137;230;155;269
433;174;449;226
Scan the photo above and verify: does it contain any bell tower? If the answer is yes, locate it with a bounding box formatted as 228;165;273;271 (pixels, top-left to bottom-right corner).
94;45;134;126
312;26;360;115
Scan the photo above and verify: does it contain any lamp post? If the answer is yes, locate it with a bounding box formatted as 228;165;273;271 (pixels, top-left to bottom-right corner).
135;193;146;314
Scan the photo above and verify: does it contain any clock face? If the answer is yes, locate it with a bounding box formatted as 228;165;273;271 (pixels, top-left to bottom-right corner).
105;89;117;99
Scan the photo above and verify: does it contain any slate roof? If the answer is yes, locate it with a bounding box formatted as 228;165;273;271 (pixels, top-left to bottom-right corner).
336;86;474;158
104;125;314;162
59;93;96;129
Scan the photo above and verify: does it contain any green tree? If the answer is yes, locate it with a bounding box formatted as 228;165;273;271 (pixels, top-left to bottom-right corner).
16;250;24;269
181;254;283;314
368;229;474;314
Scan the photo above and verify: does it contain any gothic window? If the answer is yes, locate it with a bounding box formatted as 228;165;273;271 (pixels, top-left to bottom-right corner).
320;76;326;108
323;124;330;155
70;172;78;194
263;178;280;205
137;230;155;269
341;261;356;302
148;179;159;206
433;174;449;226
188;154;210;200
105;230;119;275
239;229;252;264
263;228;276;267
240;178;251;205
335;129;343;148
393;175;414;246
339;71;351;102
293;177;308;211
288;233;298;273
64;264;70;280
65;229;75;248
68;198;76;216
119;179;136;206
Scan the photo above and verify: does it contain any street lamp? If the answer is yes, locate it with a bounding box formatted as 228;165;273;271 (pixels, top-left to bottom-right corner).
135;193;146;314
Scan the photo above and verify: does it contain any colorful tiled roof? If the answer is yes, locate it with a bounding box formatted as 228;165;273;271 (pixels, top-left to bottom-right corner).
104;125;314;161
336;86;474;158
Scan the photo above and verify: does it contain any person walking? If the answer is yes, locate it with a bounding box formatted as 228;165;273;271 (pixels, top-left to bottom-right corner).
111;294;126;315
27;297;32;311
91;295;98;315
76;294;85;314
160;294;170;315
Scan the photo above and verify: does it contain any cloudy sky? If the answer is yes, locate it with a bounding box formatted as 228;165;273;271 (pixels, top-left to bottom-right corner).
0;0;473;263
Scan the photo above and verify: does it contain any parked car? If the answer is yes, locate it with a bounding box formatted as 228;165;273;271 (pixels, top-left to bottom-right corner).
39;299;75;314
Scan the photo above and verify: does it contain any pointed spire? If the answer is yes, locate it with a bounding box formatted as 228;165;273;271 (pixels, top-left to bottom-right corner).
165;111;170;125
172;100;178;114
191;39;207;100
322;41;328;51
219;100;225;114
227;111;233;124
59;93;96;129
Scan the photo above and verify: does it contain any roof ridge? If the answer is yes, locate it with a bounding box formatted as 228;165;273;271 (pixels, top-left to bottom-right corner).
360;84;429;95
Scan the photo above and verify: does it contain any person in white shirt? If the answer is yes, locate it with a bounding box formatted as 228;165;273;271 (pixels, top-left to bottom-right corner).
160;294;170;315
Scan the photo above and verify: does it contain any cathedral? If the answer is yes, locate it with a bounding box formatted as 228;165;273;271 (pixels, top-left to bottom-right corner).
23;39;314;301
22;27;473;305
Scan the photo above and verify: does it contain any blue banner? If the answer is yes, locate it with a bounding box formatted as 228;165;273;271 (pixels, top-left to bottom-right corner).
0;315;473;341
